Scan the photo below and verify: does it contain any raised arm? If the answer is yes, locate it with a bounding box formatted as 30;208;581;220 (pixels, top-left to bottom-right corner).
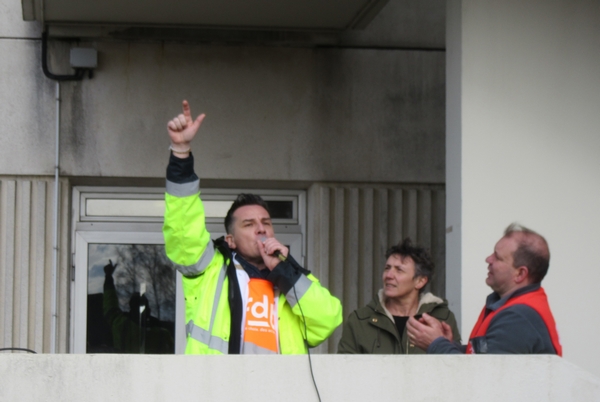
163;101;214;274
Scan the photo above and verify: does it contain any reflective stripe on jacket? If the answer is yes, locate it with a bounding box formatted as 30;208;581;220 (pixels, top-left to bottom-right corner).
163;178;342;354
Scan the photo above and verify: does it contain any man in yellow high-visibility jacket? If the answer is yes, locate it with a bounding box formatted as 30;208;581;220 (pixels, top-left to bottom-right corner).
163;100;342;354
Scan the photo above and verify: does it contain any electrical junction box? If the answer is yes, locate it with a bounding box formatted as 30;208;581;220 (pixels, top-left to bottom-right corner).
70;48;98;68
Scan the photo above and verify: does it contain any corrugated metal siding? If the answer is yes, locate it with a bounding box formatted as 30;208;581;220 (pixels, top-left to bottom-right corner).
307;183;445;353
0;178;70;353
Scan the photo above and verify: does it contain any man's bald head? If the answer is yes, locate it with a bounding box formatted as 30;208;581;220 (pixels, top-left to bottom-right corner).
503;223;550;283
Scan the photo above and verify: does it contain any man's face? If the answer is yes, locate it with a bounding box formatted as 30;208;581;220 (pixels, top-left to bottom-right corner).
382;254;426;301
225;204;274;263
485;235;520;297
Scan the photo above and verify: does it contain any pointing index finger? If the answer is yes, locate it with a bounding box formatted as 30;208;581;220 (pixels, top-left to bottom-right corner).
182;100;192;123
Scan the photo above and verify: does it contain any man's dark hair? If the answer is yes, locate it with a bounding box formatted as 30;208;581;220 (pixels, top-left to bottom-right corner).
385;238;434;290
504;223;550;283
224;193;270;234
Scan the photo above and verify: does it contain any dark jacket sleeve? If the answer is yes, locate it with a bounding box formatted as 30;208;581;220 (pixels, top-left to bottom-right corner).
166;152;198;184
428;337;465;354
267;261;302;294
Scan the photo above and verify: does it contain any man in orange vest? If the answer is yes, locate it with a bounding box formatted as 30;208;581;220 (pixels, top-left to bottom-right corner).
406;223;562;355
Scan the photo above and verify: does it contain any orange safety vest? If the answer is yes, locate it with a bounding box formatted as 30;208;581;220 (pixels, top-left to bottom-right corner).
243;278;279;354
466;287;562;356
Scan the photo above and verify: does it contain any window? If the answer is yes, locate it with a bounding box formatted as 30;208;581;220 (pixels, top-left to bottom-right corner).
71;186;306;354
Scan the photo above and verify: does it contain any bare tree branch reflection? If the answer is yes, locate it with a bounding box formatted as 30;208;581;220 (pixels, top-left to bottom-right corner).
114;245;175;322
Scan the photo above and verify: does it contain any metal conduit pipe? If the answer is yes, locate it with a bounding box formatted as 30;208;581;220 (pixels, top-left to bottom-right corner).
50;82;60;354
41;29;93;353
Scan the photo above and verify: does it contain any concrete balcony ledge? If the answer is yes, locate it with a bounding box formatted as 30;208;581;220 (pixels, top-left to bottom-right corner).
0;354;598;401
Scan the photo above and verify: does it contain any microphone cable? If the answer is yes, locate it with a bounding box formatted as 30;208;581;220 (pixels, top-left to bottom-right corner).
265;238;322;401
293;284;322;402
0;347;37;353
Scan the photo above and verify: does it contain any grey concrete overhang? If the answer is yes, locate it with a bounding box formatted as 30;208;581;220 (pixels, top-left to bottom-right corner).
22;0;390;34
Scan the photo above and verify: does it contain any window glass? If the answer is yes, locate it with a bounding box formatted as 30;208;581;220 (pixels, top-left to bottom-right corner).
86;199;165;217
264;200;294;220
86;243;176;354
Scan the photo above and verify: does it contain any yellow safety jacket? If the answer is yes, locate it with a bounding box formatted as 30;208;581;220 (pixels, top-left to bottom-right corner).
163;164;342;354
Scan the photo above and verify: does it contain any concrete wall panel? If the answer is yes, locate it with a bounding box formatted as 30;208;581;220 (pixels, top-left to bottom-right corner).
340;0;446;48
0;36;444;184
0;39;55;175
0;354;598;401
0;2;41;38
45;43;446;183
447;0;600;377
